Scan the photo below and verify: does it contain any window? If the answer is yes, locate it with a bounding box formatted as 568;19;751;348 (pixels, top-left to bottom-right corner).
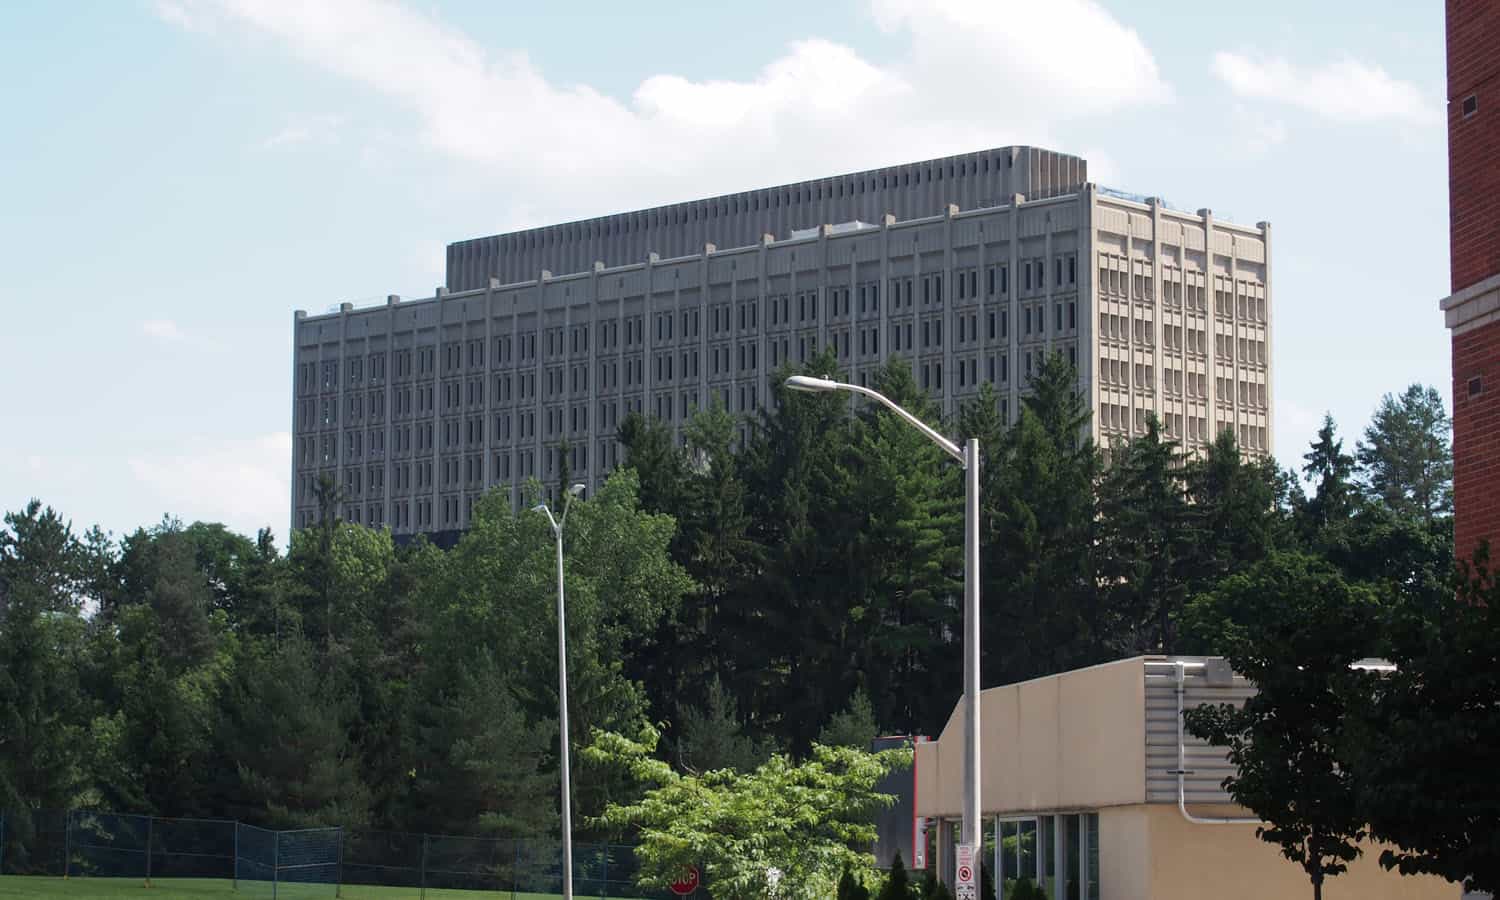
1463;93;1479;118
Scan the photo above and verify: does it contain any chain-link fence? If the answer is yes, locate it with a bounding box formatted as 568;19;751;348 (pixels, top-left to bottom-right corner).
338;831;668;898
0;809;677;898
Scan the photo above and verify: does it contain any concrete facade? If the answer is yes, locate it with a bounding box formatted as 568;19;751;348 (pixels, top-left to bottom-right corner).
291;148;1272;540
913;657;1453;900
1444;0;1500;562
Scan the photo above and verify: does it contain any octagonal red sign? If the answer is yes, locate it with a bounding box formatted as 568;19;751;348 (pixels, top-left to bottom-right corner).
670;865;700;895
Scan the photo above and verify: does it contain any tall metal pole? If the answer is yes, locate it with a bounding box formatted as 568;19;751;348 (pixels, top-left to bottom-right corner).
962;438;982;850
782;378;983;856
554;522;574;900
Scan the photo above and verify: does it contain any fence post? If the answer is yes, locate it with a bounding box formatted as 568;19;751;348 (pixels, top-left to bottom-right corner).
63;809;72;879
233;823;239;892
601;843;608;900
419;833;428;900
0;810;6;876
512;838;521;900
272;829;279;900
335;826;344;899
145;815;154;887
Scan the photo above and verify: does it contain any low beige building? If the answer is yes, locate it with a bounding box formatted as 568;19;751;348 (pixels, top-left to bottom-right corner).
913;656;1454;900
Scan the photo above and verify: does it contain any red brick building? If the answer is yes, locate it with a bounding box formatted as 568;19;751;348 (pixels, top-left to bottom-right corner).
1442;0;1500;563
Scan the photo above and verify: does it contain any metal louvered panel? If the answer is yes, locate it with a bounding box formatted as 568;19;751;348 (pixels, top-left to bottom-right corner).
1142;659;1257;805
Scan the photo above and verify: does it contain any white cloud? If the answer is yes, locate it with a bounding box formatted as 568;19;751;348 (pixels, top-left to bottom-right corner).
156;0;1171;212
1213;51;1438;126
152;0;211;33
141;318;222;349
127;433;292;537
1226;105;1288;158
141;318;188;341
872;0;1172;116
260;114;345;150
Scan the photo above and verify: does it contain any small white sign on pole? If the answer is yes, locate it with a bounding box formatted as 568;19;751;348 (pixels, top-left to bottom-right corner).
955;844;978;900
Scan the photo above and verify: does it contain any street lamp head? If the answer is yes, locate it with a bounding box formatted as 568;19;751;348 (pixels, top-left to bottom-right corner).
568;483;586;497
531;503;548;513
784;375;840;393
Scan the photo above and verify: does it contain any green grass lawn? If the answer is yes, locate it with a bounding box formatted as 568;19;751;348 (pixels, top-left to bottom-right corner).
0;877;655;900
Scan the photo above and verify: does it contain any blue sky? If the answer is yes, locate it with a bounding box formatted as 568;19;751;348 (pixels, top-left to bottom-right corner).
0;0;1450;541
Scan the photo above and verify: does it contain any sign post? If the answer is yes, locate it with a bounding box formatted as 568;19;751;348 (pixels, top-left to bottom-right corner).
955;844;978;900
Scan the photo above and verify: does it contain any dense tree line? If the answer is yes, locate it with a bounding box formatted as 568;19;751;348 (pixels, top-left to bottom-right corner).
620;355;1456;751
0;471;692;841
0;352;1477;886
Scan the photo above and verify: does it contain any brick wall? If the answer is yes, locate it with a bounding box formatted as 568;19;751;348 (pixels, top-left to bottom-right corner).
1449;0;1500;560
1448;0;1500;293
1453;318;1500;561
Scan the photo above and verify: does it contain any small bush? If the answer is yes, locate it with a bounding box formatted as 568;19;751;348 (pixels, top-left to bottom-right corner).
877;851;913;900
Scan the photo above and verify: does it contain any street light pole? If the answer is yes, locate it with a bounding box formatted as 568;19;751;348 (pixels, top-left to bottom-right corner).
962;436;980;852
534;483;586;900
783;375;982;851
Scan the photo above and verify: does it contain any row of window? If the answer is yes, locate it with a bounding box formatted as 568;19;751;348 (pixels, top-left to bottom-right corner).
300;344;1095;471
301;264;1094;397
1097;258;1268;329
1098;403;1271;451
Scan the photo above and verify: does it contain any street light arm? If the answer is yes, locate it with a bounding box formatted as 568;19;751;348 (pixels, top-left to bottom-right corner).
841;383;965;464
533;503;561;534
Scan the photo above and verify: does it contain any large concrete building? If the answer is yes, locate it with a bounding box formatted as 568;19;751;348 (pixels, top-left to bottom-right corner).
291;147;1272;540
1442;0;1500;563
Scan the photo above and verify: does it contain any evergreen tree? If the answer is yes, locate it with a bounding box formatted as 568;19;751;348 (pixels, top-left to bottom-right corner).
1356;384;1453;523
220;635;370;828
637;401;760;742
919;865;953;900
983;353;1104;685
0;503;93;812
618;411;690;516
838;866;871;900
404;650;556;836
673;676;772;774
735;350;860;747
1184;433;1287;594
817;688;879;750
144;530;217;671
1299;415;1358;535
846;358;961;737
1098;415;1198;654
877;851;913;900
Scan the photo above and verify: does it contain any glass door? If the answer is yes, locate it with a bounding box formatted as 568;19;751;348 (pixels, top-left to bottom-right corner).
994;817;1039;899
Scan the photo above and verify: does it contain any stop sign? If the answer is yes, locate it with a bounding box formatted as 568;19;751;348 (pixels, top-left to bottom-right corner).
670;865;700;896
